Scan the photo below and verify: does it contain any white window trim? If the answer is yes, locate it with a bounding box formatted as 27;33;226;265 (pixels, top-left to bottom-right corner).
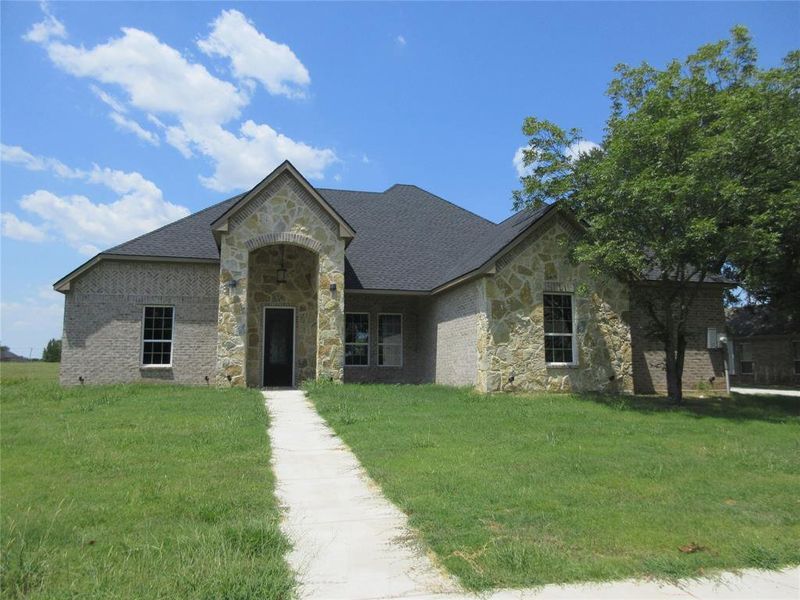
345;312;370;367
543;293;578;367
378;313;403;368
140;305;175;368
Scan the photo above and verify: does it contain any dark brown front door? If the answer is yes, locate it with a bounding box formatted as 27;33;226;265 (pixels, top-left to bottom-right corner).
263;308;294;387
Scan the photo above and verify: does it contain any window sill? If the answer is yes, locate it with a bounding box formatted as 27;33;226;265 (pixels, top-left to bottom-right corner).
546;363;579;369
140;365;173;370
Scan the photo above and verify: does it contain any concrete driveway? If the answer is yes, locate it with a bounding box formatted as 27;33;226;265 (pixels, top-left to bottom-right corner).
264;389;800;600
731;387;800;397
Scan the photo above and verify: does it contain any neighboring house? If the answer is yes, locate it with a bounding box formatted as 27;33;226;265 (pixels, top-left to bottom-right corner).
54;161;729;393
0;346;30;362
727;305;800;387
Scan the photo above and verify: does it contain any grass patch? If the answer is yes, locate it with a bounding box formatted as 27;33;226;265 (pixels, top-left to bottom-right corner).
1;362;293;599
305;382;800;590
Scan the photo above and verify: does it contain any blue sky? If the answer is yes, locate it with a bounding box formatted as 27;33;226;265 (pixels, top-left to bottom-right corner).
1;1;797;357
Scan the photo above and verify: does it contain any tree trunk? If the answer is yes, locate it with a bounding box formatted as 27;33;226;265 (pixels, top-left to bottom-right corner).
662;296;685;404
664;341;683;403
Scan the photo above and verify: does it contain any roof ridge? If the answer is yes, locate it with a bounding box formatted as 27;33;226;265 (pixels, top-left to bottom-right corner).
387;183;496;226
316;187;384;195
102;192;243;254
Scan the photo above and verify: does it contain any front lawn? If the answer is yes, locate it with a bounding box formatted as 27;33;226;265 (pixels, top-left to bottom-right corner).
306;383;800;590
0;362;294;599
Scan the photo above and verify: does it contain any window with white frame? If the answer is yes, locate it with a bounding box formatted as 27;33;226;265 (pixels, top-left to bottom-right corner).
142;306;174;366
345;313;369;366
378;314;402;367
739;342;753;374
793;341;800;375
543;293;576;364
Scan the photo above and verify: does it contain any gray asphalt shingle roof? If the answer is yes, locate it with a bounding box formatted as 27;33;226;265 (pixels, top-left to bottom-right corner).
89;179;731;292
101;183;538;291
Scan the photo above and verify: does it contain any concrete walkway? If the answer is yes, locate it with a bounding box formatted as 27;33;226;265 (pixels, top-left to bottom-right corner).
265;389;460;599
264;390;799;600
731;386;800;397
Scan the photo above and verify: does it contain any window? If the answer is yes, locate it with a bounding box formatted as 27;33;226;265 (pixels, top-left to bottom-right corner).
142;306;174;366
794;341;800;375
543;293;576;364
739;342;753;375
345;313;369;366
378;314;402;367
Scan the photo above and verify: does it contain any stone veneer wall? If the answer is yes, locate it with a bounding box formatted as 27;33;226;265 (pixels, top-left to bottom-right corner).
422;282;480;386
476;216;633;393
343;294;428;383
630;285;727;394
60;260;219;386
216;172;345;386
245;245;319;387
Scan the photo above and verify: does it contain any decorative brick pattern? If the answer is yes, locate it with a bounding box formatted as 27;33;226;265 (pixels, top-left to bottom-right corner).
244;232;323;254
60;260;219;386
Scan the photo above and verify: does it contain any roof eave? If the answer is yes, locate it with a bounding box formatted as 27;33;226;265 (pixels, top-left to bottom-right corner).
431;203;573;295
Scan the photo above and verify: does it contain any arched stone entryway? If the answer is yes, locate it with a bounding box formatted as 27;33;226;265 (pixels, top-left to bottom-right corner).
213;166;349;387
245;244;319;387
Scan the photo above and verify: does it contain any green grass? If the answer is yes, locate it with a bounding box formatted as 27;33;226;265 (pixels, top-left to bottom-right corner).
1;362;294;599
305;382;800;590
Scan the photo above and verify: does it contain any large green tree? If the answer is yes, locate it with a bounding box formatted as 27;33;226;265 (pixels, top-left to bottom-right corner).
514;27;799;402
42;338;62;362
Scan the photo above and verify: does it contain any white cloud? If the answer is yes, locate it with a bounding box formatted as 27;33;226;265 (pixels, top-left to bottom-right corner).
22;1;65;44
565;139;601;161
191;120;337;192
44;27;247;124
513;139;601;177
1;213;48;242
513;146;533;177
361;154;370;164
109;112;160;145
396;35;407;47
2;146;189;253
198;9;310;99
90;84;127;113
25;8;338;192
1;144;81;178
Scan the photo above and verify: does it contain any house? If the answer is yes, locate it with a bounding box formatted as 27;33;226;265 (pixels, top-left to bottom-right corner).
54;161;729;393
727;305;800;387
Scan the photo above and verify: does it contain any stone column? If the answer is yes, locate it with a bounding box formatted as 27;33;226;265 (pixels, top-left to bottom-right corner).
315;243;345;382
215;237;249;386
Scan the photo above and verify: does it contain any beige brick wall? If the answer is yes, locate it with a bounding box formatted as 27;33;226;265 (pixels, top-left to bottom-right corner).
343;294;427;383
630;285;727;394
423;281;480;386
60;260;219;386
